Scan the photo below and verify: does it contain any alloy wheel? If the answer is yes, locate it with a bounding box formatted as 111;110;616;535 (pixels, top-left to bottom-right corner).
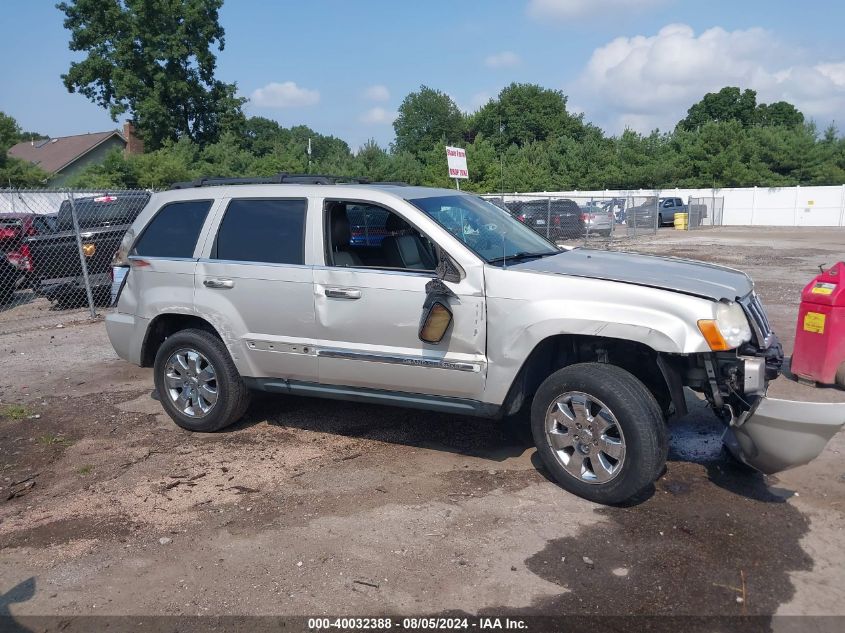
544;391;626;484
163;348;218;418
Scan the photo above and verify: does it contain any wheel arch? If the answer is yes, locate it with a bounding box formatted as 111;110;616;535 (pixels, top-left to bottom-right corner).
500;334;687;422
140;313;223;367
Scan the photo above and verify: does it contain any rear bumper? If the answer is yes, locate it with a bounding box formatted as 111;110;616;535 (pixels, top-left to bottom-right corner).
38;272;111;299
105;312;148;366
723;396;845;474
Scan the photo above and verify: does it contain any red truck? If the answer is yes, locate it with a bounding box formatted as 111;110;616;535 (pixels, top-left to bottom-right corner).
1;212;58;303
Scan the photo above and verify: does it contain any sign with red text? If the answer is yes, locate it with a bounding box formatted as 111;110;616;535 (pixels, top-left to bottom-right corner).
446;146;469;179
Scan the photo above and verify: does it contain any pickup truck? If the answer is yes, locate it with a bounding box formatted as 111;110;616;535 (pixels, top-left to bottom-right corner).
105;176;845;504
26;193;150;306
658;197;688;226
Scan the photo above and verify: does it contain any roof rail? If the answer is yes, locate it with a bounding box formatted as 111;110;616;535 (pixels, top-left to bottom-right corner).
169;173;373;190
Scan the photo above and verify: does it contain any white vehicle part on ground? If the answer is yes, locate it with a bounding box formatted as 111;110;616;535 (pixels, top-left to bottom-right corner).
724;397;845;474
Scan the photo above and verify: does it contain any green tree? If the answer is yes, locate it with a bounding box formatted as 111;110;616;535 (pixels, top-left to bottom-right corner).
0;112;49;187
755;101;804;128
393;86;465;156
678;87;759;131
0;112;21;150
472;83;586;149
57;0;246;149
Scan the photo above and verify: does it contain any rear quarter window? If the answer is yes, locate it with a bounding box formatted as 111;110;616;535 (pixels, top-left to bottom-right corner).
213;198;306;265
132;200;213;258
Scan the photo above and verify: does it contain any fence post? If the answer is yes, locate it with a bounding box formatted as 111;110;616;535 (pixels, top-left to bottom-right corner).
546;196;551;241
839;185;845;228
66;190;97;319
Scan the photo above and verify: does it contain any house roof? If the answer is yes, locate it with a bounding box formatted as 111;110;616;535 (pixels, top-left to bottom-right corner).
7;130;126;174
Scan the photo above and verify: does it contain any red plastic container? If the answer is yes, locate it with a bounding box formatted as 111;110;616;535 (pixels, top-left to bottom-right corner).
791;262;845;386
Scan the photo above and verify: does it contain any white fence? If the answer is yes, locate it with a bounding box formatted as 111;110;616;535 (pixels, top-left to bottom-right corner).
5;185;845;227
518;185;845;227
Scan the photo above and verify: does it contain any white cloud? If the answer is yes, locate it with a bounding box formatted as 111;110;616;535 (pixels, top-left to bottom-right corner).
485;51;521;68
528;0;664;21
575;23;845;133
360;107;397;125
456;92;493;115
250;81;320;108
364;84;391;102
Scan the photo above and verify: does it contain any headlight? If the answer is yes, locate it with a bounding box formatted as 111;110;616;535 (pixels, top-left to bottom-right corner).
698;302;752;350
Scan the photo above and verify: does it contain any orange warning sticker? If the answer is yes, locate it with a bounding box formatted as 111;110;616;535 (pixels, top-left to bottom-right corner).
803;312;826;333
811;283;835;295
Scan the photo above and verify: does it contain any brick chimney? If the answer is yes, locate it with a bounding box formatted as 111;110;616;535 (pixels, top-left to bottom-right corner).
123;121;144;156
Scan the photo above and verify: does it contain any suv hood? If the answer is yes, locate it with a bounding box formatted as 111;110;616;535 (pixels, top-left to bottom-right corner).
511;249;753;302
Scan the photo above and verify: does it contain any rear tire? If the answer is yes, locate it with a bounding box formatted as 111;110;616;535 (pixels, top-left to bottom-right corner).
154;328;251;432
531;362;667;504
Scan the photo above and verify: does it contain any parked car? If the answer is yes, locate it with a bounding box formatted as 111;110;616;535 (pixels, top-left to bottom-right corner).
1;212;59;297
0;257;18;304
625;199;658;229
580;201;614;236
347;204;391;246
106;175;844;505
658;197;688;226
508;198;583;241
25;193;150;306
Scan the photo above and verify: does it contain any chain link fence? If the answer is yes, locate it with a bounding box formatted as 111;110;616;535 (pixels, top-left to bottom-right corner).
482;194;659;246
0;189;150;335
1;187;668;336
688;196;725;229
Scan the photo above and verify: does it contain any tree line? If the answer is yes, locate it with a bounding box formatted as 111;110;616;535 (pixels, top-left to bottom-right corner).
1;0;843;191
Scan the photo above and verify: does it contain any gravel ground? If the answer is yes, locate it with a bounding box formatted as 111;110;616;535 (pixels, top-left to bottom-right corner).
1;226;844;628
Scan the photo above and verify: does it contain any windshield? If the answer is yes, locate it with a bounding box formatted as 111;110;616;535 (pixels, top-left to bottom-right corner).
407;194;559;264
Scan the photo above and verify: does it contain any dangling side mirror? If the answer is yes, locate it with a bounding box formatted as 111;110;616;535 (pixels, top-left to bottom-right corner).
419;278;455;344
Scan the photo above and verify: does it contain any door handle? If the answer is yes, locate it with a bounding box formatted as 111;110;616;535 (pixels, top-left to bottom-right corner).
203;278;234;289
325;287;361;300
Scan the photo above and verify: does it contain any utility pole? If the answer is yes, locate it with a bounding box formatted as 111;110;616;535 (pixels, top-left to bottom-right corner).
307;138;312;173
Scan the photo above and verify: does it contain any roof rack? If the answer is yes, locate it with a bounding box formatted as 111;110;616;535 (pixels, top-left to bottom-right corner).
169;173;378;190
170;173;358;189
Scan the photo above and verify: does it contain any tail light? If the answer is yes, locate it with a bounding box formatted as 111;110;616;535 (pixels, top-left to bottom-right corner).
580;213;590;221
0;228;17;240
18;244;32;272
113;227;136;266
553;215;560;226
94;195;118;203
517;214;526;223
6;245;33;272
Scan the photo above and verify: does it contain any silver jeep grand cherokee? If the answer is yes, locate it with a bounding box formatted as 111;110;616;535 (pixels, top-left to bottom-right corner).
106;175;845;504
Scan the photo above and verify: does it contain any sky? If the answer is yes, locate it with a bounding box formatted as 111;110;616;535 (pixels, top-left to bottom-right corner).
2;0;844;151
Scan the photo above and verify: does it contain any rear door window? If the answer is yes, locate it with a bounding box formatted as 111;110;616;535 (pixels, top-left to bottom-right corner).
132;200;213;258
214;199;306;265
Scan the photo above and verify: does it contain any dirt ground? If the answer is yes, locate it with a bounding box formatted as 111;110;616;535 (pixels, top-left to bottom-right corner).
1;226;844;629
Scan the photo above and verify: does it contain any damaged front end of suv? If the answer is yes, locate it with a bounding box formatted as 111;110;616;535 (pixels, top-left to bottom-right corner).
685;292;843;474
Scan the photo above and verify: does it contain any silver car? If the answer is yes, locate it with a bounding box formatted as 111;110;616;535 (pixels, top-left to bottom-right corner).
106;176;845;505
581;201;614;236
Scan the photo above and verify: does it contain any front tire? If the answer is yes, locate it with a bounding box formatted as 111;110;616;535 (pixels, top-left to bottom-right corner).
531;363;667;504
154;328;251;432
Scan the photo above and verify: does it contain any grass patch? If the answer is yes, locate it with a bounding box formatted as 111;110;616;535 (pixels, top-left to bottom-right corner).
77;465;93;476
37;433;73;447
1;404;33;420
